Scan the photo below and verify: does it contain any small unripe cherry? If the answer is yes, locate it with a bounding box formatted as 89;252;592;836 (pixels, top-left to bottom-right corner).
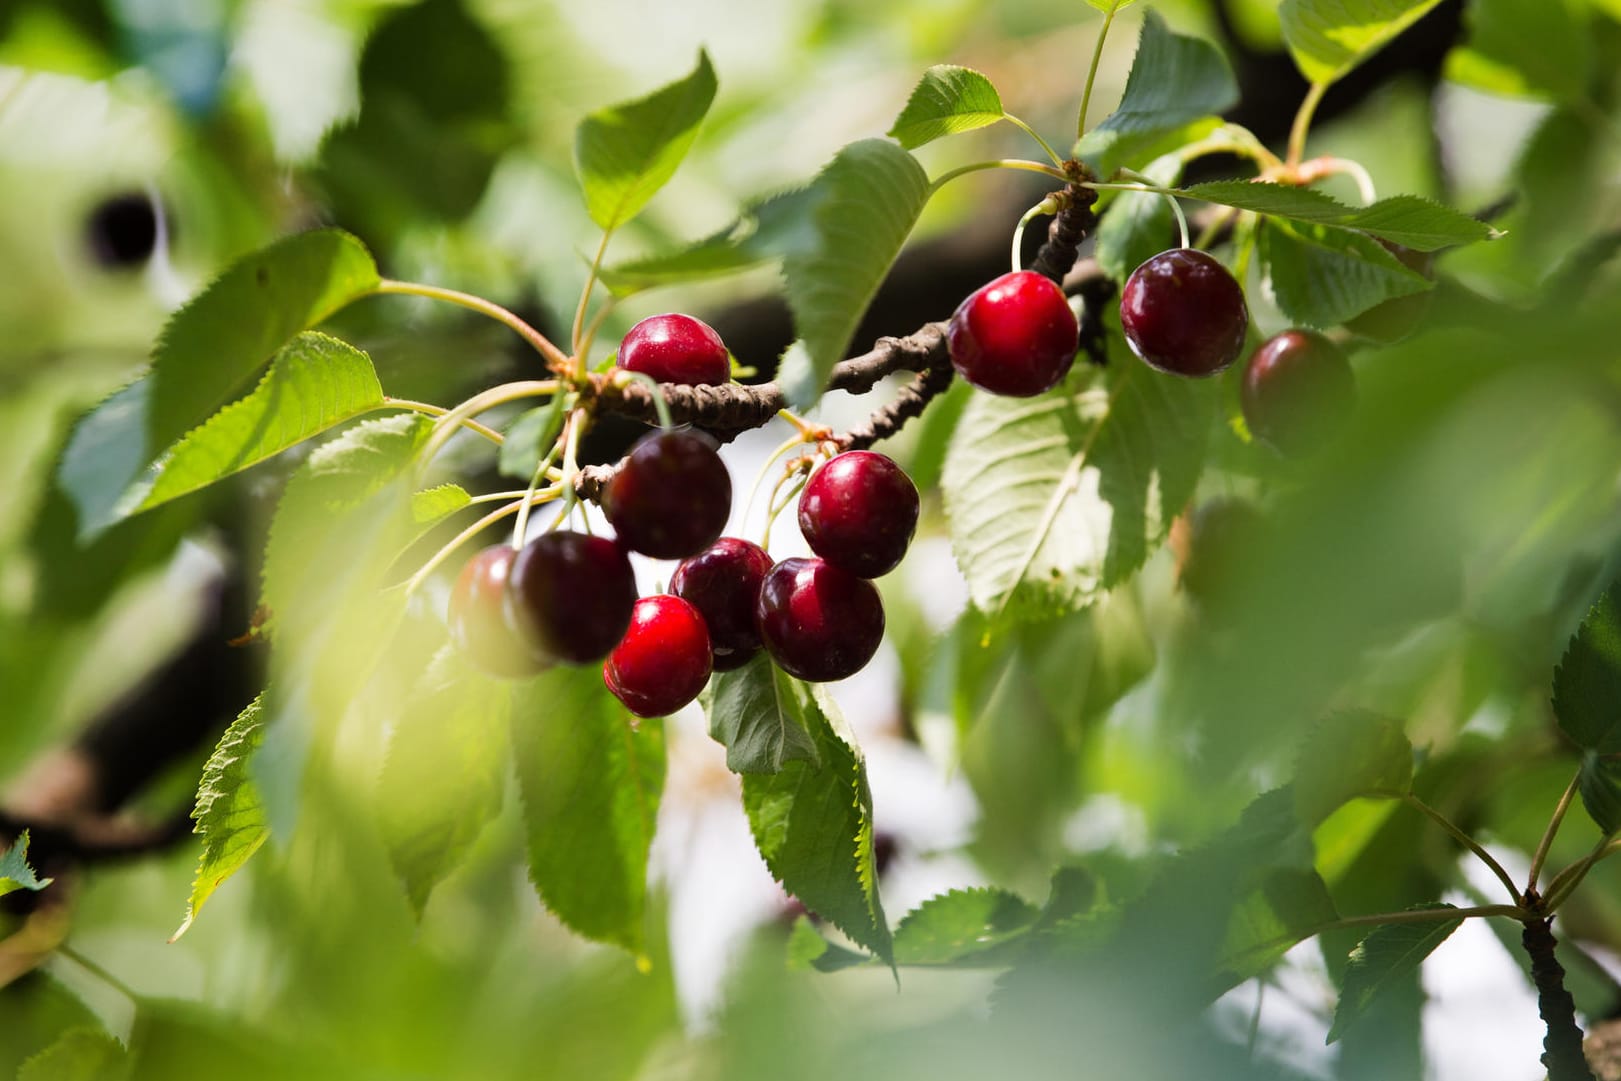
603;595;713;718
1240;329;1356;456
756;557;885;683
448;545;549;679
603;429;732;559
797;450;919;578
1120;249;1249;377
671;537;773;670
947;270;1079;397
617;313;731;385
506;531;638;664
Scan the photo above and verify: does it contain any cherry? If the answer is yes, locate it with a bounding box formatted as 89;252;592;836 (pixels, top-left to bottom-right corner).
756;557;885;683
603;429;732;559
671;537;773;670
506;531;638;664
603;595;713;717
448;545;550;678
1170;499;1264;616
1119;249;1249;377
1240;329;1356;456
797;451;918;578
617;313;731;385
946;270;1079;397
1345;242;1435;343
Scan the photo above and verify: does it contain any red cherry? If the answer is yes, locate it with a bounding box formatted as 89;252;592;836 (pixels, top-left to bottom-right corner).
506;531;637;664
1240;329;1356;456
603;429;732;559
1120;249;1249;377
797;451;918;578
671;537;773;670
448;545;550;678
947;270;1079;396
603;595;713;718
617;313;731;385
756;557;885;683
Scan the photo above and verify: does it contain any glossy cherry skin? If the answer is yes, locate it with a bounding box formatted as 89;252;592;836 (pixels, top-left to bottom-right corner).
797;451;919;578
1120;249;1249;377
756;557;885;683
1345;242;1435;343
947;270;1079;396
603;429;732;559
603;595;713;717
506;531;638;664
1241;329;1356;456
448;545;550;678
671;537;774;670
617;313;730;385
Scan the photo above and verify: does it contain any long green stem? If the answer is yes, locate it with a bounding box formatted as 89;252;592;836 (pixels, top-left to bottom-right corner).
572;229;615;361
57;944;139;1003
1529;771;1583;894
1004;113;1065;168
384;397;504;445
1286;81;1329;169
1402;793;1521;903
419;380;557;465
1544;834;1621;913
1077;0;1124;140
1119;169;1189;248
376;280;571;371
1225;904;1528;970
404;488;561;596
512;423;569;547
1011;196;1060;273
929;158;1070;196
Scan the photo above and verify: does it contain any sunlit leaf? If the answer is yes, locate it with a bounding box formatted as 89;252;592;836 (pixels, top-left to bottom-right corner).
887;65;1004;149
1279;0;1446;84
893;887;1040;966
1260;218;1432;328
1328;905;1462;1042
17;1028;125;1081
0;830;52;898
172;694;269;941
598;187;818;296
1181;182;1493;250
1443;0;1591;104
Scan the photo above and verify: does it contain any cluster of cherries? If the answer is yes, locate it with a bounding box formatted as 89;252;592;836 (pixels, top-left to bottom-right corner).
448;313;920;718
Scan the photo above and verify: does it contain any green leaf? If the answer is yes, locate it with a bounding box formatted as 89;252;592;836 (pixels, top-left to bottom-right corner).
1552;579;1621;753
378;649;512;916
1293;711;1413;825
598;187;819;296
942;360;1216;624
1578;751;1621;833
887;65;1005;149
172;694;269;941
17;1028;126;1081
1260;218;1432;328
56;229;379;540
410;483;471;525
511;665;665;955
137;332;385;513
0;830;52;897
893;887;1040;966
1082;0;1141;10
1180;182;1493;251
1221;868;1339;980
786;916;873;972
498;394;568;480
1444;0;1591;104
742;683;893;964
706;652;821;774
573;49;716;231
1076;11;1238;176
1328;905;1462;1042
1279;0;1446;85
1094;155;1181;284
777;139;930;409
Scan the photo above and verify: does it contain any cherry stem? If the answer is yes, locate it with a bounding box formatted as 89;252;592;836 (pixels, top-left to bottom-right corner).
761;467;810;551
1293;155;1378;203
383;397;504;445
1077;0;1124;140
1224;903;1531;971
512;416;570;547
1286;80;1329;170
578;294;620;366
744;432;815;536
1528;770;1583;894
1114;170;1190;248
929;158;1071;196
1401;792;1522;904
1543;833;1620;913
420;381;558;466
553;404;590;532
376;280;571;372
573;228;615;361
1003;113;1065;169
1012;195;1062;274
404;487;562;596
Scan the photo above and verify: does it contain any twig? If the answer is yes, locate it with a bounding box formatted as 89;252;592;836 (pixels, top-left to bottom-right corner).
1522;916;1597;1081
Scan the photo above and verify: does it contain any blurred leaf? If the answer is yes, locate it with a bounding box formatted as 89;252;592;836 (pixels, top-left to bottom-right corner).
893;888;1040;966
512;665;665;955
574;49;716;231
787;917;873;972
1083;0;1141;9
1260;218;1432;328
1220;867;1339;981
1182;183;1492;250
777;139;930;409
17;1027;126;1081
598;187;818;296
138;333;384;513
0;830;52;898
887;65;1005;149
57;229;379;540
1577;752;1621;832
707;653;821;774
1294;711;1413;825
1076;11;1237;176
1328;905;1462;1042
942;360;1215;624
1444;0;1591;103
743;683;893;965
1279;0;1446;84
378;649;511;916
108;0;236;116
410;483;470;524
1552;578;1621;753
172;694;268;941
498;395;567;480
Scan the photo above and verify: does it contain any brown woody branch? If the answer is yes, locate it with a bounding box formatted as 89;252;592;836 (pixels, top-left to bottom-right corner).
1522;913;1597;1081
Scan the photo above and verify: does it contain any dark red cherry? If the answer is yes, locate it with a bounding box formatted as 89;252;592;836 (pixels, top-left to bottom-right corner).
1345;242;1435;343
617;313;730;385
947;270;1079;396
603;429;732;559
1240;329;1356;456
797;451;918;578
756;557;885;683
506;531;638;664
671;537;773;670
448;545;550;678
603;595;713;718
1120;249;1249;377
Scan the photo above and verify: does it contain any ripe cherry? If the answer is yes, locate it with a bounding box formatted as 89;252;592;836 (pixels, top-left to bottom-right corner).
797;451;918;578
671;537;773;671
1345;242;1435;343
756;557;885;683
1120;249;1249;377
603;429;732;559
947;270;1079;397
506;531;638;664
603;595;713;718
1240;329;1356;456
448;545;549;678
617;313;731;385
